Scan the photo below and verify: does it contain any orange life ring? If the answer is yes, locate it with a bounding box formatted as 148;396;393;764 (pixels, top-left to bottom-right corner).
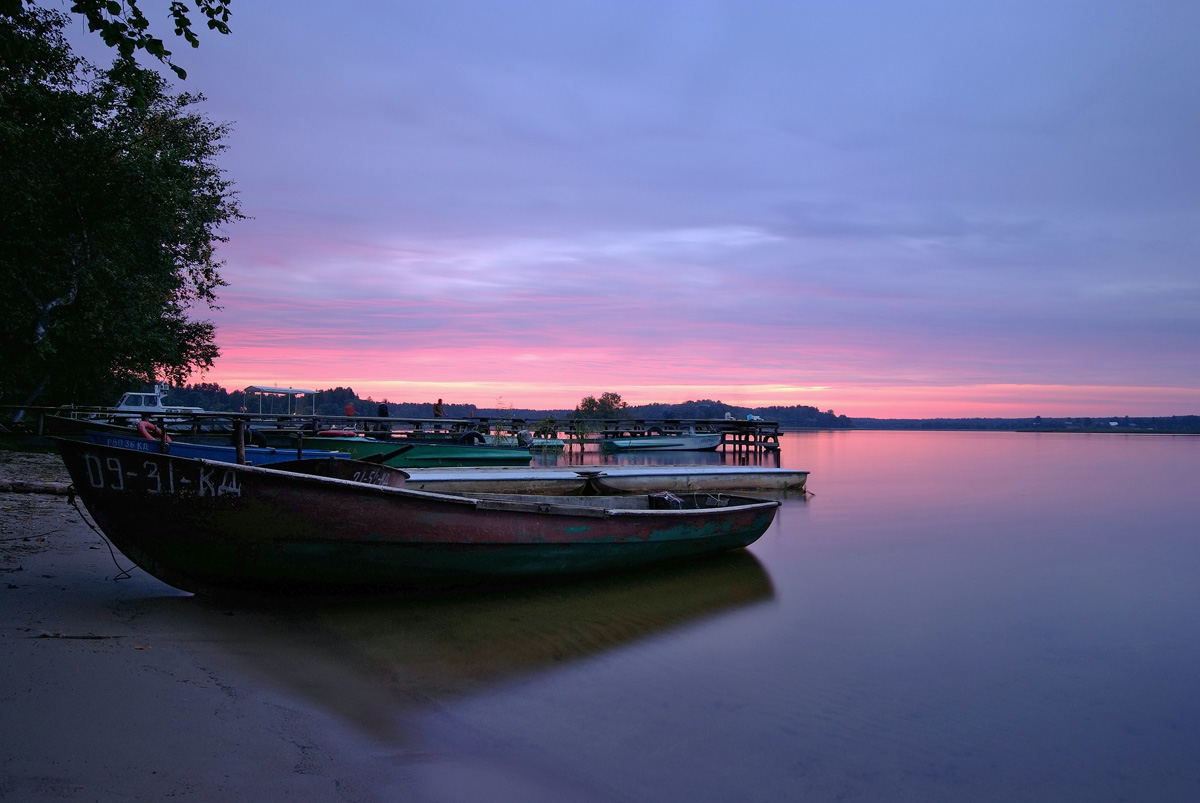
136;420;172;442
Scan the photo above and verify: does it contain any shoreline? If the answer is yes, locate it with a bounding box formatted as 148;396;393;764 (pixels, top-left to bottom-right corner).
0;453;419;800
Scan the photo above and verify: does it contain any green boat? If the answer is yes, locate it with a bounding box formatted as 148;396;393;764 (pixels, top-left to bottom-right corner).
309;434;533;467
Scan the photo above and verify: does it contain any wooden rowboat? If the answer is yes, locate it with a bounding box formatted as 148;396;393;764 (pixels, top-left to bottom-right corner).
56;438;780;594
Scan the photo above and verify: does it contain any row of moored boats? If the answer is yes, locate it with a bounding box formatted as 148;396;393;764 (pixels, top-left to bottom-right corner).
49;387;795;596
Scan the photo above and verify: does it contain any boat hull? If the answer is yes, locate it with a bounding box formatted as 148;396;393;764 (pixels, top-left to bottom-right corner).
601;433;723;452
85;430;349;466
56;439;779;594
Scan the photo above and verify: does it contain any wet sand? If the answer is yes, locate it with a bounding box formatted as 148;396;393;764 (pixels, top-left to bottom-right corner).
1;452;422;801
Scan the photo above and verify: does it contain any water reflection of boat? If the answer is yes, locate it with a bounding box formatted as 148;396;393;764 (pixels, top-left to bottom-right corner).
57;438;779;594
329;549;775;696
180;549;774;736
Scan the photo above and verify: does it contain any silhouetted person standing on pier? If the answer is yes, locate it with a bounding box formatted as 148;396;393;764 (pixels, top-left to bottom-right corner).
433;399;445;417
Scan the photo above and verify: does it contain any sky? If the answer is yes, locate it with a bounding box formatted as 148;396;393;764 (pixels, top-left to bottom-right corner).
80;1;1200;416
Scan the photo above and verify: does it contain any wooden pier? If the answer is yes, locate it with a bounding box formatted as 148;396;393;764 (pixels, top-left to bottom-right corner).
576;417;781;451
28;408;783;452
291;414;782;452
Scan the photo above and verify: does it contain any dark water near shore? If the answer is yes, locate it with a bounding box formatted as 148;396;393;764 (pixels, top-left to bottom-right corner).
225;431;1200;801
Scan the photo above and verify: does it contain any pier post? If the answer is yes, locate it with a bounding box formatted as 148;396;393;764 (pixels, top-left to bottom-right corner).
234;418;247;465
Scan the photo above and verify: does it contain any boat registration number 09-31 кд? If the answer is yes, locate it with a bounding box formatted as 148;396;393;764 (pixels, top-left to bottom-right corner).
82;453;243;497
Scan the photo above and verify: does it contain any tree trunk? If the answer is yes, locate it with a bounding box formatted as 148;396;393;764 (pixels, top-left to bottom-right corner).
11;373;51;423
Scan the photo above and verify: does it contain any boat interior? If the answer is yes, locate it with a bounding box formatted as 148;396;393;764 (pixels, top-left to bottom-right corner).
460;491;761;512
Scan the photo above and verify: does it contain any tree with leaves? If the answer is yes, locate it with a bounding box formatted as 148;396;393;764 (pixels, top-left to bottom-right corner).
1;0;232;80
0;7;241;409
574;392;629;419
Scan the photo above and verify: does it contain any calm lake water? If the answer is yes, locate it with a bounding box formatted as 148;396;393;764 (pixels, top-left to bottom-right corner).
220;431;1200;801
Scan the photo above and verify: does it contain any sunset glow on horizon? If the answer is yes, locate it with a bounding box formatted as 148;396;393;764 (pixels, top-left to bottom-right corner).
121;1;1197;420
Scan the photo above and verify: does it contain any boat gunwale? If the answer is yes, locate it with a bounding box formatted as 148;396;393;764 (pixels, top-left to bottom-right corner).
84;429;351;462
59;437;481;506
56;439;782;518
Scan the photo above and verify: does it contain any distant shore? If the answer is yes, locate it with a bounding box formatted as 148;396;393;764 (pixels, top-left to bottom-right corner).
845;415;1200;433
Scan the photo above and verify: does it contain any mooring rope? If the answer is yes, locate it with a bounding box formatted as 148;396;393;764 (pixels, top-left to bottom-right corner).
66;487;134;581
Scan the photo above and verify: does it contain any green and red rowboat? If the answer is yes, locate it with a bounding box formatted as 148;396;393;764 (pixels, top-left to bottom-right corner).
56;438;780;594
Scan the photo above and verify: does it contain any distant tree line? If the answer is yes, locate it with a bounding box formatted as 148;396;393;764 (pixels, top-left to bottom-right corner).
462;394;852;427
160;385;853;427
849;415;1200;433
75;383;1200;432
614;399;851;428
165;384;478;419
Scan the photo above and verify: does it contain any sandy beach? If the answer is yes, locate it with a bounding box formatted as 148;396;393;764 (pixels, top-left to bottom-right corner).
0;451;430;802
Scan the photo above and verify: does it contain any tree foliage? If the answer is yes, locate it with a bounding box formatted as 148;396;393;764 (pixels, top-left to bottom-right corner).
574;392;628;419
2;0;232;80
0;7;241;408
